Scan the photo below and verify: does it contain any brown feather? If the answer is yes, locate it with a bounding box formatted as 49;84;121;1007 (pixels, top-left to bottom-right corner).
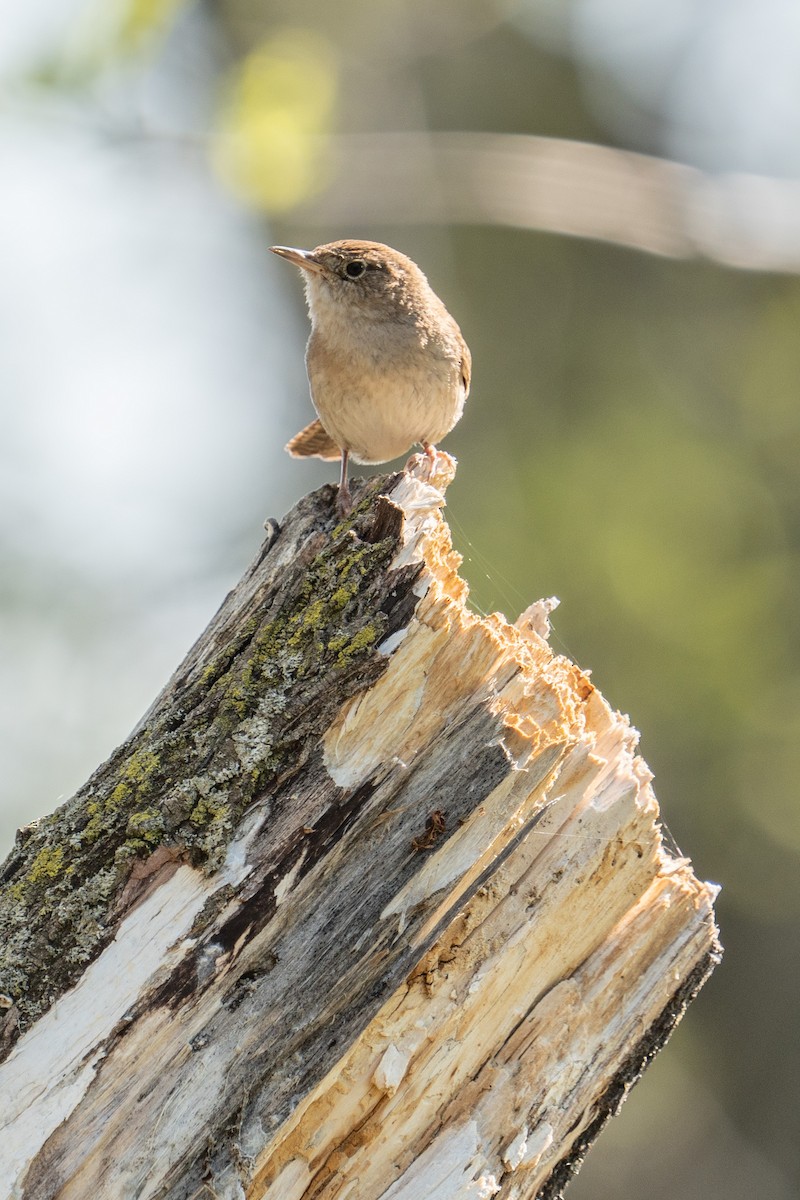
285;419;341;461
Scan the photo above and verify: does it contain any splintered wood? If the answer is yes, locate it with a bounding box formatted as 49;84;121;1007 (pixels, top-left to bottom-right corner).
0;456;720;1200
248;461;719;1200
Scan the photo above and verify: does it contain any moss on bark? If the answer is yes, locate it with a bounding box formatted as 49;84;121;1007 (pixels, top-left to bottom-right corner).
0;477;418;1035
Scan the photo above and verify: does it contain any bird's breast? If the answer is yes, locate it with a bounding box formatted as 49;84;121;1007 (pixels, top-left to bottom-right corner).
306;324;465;464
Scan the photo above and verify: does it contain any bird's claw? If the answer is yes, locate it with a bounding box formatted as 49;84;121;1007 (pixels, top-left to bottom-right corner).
404;446;458;491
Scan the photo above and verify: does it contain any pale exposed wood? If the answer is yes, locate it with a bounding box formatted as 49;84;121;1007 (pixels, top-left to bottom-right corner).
0;456;720;1200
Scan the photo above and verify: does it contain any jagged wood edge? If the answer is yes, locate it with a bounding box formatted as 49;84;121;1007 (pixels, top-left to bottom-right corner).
539;945;722;1200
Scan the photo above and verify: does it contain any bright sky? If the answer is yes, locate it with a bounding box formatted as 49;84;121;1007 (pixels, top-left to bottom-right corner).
518;0;800;175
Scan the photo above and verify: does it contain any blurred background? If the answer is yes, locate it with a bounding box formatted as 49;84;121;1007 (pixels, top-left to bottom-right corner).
1;1;798;1196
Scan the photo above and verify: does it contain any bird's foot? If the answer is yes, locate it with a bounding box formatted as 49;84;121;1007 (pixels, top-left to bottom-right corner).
405;441;438;482
404;446;458;491
336;482;353;518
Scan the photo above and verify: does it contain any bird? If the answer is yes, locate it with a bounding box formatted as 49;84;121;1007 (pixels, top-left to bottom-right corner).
270;239;471;516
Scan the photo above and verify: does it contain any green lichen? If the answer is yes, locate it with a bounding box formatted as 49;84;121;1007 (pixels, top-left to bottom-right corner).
200;616;259;690
108;748;161;809
7;842;70;907
327;623;380;667
189;797;230;829
126;807;166;845
123;748;160;784
82;801;104;845
28;844;65;883
118;838;151;859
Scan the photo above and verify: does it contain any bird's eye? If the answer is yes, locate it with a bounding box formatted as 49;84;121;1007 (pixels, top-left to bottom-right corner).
344;260;366;279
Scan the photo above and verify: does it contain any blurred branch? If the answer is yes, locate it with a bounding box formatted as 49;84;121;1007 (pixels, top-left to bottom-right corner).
297;132;800;273
9;83;800;272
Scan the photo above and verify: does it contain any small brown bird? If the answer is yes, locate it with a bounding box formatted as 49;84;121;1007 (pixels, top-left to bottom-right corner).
270;240;471;515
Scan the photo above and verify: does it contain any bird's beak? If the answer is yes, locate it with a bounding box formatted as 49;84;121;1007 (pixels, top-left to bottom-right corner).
270;246;325;275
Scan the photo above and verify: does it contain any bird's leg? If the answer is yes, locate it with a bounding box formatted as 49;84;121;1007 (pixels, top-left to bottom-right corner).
422;440;437;466
337;449;352;516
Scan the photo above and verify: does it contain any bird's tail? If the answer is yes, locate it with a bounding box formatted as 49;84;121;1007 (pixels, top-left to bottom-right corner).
285;419;341;461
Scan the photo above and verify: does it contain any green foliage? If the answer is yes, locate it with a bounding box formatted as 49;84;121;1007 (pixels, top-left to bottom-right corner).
212;29;338;211
449;235;800;917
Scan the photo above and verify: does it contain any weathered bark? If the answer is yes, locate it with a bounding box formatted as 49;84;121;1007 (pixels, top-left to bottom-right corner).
0;456;721;1200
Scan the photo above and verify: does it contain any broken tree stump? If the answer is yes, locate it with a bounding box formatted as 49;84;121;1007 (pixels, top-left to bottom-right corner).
0;455;721;1199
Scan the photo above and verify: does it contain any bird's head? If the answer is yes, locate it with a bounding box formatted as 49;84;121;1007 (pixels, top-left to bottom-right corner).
270;240;429;326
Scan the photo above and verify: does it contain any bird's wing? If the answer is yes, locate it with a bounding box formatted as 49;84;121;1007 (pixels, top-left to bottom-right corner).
460;344;472;399
285;419;341;461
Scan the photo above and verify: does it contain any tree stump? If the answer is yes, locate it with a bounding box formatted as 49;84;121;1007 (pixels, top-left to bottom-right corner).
0;456;721;1199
